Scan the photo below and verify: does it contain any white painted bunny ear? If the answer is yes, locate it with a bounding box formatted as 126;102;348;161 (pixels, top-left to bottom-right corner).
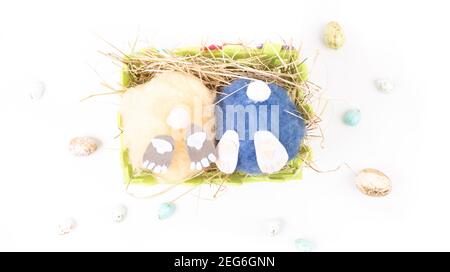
246;80;271;102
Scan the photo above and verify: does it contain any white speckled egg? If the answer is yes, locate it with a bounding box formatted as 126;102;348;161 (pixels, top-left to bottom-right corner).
356;168;392;197
266;218;283;236
375;79;395;93
58;218;76;235
28;80;46;100
69;137;98;156
112;205;127;223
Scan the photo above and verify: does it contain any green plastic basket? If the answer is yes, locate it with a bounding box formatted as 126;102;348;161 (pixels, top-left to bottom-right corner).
119;43;313;185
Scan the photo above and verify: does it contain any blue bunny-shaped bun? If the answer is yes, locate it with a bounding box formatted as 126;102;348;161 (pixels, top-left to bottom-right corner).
215;79;306;174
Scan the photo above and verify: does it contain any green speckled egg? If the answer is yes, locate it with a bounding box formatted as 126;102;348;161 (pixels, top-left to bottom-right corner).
324;21;345;49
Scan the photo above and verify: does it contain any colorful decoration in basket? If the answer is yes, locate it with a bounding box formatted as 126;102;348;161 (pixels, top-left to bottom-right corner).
118;42;316;184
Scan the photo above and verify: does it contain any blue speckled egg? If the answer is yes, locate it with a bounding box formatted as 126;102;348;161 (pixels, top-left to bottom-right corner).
295;238;313;252
343;109;361;126
158;202;175;220
215;79;305;174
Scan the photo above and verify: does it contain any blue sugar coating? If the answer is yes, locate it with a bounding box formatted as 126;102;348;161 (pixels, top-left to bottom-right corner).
215;79;306;174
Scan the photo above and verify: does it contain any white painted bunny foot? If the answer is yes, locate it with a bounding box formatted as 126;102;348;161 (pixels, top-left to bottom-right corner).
142;135;175;174
216;130;240;174
186;125;217;170
254;130;288;174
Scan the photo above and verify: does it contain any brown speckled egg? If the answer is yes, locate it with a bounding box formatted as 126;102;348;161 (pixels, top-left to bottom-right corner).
355;168;392;197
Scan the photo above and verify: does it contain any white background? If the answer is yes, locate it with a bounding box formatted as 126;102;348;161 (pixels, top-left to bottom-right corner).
0;0;448;251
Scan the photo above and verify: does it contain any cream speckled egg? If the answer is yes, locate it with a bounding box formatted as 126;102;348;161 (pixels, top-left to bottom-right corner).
355;168;392;197
69;137;98;156
58;218;76;235
112;205;127;223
